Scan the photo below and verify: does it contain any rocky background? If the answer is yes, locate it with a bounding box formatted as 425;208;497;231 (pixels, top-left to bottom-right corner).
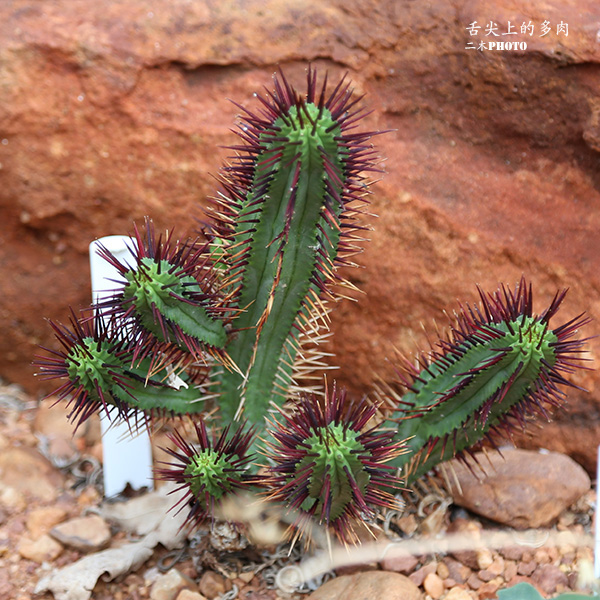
1;1;599;471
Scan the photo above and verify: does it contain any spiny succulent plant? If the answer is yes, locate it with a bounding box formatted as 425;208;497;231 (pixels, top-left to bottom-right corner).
35;67;591;545
263;384;405;544
155;421;255;529
95;218;234;367
211;68;377;425
35;309;206;428
377;278;590;484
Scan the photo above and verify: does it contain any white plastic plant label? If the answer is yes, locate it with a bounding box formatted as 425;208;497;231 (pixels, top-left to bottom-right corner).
89;236;154;498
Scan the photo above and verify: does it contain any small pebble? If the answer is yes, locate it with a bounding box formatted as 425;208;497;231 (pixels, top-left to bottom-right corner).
517;560;537;576
504;560;518;581
466;573;482;590
26;506;67;539
478;579;501;599
423;572;444;599
18;534;62;563
150;569;197;600
381;550;419;574
476;548;493;570
533;563;569;595
500;546;524;561
176;591;208;600
443;587;473;600
436;561;449;579
198;571;231;599
408;560;437;587
50;514;111;552
442;558;471;584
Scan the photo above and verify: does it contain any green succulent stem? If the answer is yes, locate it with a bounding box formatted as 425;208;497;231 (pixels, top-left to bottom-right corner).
184;449;234;501
218;103;345;423
66;337;203;415
66;338;119;395
390;316;560;484
122;257;227;349
297;423;369;520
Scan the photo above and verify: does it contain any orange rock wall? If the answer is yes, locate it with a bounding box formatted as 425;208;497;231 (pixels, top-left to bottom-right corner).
1;1;599;469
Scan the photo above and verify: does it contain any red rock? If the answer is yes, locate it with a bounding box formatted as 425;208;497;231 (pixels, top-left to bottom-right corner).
532;564;569;596
0;0;599;477
447;448;590;528
381;550;419;574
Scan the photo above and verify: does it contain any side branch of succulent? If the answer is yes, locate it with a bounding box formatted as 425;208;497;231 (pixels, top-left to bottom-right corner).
375;278;591;485
34;68;591;545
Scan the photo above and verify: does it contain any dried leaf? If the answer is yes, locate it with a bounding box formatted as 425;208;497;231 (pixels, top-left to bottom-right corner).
35;484;187;600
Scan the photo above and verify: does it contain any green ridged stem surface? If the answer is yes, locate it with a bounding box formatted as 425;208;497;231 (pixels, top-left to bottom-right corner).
218;104;345;423
297;423;369;520
392;317;558;483
123;257;227;348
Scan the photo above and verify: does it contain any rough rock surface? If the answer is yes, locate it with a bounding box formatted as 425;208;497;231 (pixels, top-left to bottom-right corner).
447;448;591;528
1;1;600;470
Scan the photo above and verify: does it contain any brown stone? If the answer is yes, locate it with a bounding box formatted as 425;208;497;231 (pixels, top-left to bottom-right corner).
307;570;423;600
436;561;450;580
517;560;537;576
1;0;599;478
443;588;473;600
466;573;483;590
381;549;419;574
26;506;68;539
423;572;444;599
18;533;63;563
50;514;111;552
532;563;569;596
500;546;524;561
151;569;198;600
176;591;208;600
443;557;472;584
503;560;517;582
408;561;438;587
198;571;231;600
447;448;591;528
478;579;501;599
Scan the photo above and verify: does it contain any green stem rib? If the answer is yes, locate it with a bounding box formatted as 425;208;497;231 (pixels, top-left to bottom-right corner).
218;101;346;423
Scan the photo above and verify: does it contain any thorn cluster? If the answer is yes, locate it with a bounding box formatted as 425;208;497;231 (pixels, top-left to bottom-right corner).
34;309;138;428
96;217;233;367
263;384;405;544
155;421;255;528
380;277;591;483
